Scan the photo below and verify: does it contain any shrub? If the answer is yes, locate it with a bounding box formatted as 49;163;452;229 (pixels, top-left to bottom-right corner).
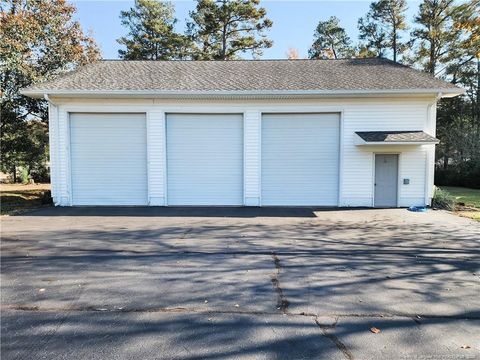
29;163;50;183
19;167;29;184
40;190;53;205
432;187;455;211
435;160;480;189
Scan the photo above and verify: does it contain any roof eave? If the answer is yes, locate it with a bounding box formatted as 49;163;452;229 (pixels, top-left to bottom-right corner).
20;88;465;100
356;141;440;146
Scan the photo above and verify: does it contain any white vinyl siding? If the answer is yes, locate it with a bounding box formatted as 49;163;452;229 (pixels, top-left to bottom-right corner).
70;113;147;205
146;110;166;205
166;113;243;205
47;103;60;204
244;110;261;206
398;148;427;206
341;101;429;207
58;108;70;205
261;113;340;206
49;97;435;207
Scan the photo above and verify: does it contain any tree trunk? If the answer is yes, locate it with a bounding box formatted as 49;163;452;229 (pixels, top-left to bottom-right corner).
477;59;480;127
220;0;228;60
476;59;480;156
221;24;227;60
12;165;17;183
392;23;397;63
429;39;435;74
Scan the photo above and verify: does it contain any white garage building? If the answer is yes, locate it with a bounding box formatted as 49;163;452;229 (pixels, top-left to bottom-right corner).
21;59;463;207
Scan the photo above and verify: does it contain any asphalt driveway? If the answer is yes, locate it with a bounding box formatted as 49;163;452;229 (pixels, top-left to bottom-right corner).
1;207;479;359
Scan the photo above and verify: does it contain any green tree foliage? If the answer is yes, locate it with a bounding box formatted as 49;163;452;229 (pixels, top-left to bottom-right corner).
357;0;408;62
446;0;479;89
410;0;459;75
435;92;480;188
187;0;273;60
357;17;387;58
308;16;353;59
117;0;191;60
0;0;100;182
430;0;480;188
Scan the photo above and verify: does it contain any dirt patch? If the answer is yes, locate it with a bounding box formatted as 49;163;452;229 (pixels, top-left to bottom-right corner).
1;183;51;215
1;183;50;192
456;211;480;222
454;204;480;222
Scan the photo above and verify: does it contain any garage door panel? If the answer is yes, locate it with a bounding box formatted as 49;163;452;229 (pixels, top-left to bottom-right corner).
70;113;147;206
261;113;340;206
166;114;243;206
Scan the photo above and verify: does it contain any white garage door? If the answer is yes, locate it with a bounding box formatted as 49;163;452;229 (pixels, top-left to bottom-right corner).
70;113;147;205
166;113;243;205
262;113;340;206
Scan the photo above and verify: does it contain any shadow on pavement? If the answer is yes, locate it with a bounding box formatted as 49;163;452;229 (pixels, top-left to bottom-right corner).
17;206;362;218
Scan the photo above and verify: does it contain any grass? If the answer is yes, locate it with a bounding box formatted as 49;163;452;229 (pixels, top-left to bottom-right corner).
0;183;51;215
441;186;480;208
439;186;480;222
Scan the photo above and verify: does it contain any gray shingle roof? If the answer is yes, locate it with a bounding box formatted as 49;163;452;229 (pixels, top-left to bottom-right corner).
21;58;462;96
355;131;439;143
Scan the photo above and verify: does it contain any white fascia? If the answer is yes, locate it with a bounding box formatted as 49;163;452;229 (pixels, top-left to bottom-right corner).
22;88;465;99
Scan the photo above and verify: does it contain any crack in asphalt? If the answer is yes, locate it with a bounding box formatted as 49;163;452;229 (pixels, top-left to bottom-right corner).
315;317;354;360
5;304;478;320
5;304;479;360
3;304;311;316
8;283;88;360
271;252;290;314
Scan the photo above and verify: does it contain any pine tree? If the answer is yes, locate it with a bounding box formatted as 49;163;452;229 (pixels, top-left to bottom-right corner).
410;0;459;74
357;16;388;58
357;0;408;62
187;0;273;60
117;0;191;60
308;16;353;59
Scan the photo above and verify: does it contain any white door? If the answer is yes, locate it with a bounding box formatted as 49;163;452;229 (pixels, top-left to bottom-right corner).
374;154;398;207
261;113;340;206
70;113;147;205
166;113;243;205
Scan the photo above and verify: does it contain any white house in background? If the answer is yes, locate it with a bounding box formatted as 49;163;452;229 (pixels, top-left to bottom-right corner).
21;59;463;208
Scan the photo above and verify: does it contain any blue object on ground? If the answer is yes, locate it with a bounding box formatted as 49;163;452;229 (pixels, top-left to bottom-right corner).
408;206;427;212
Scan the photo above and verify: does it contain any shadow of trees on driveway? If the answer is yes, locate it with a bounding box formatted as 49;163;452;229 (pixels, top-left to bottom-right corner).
1;211;479;359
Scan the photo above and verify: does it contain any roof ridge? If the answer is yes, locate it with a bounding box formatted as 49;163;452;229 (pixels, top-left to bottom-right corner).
97;58;389;62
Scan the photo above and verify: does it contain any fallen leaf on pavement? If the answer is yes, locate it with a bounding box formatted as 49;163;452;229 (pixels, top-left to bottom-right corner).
370;327;381;334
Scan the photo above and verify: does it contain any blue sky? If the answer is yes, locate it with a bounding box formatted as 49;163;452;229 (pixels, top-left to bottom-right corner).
72;0;422;59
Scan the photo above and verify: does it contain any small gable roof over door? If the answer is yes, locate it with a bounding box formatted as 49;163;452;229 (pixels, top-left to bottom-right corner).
355;131;440;145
